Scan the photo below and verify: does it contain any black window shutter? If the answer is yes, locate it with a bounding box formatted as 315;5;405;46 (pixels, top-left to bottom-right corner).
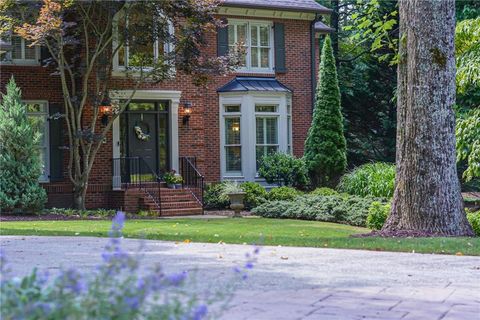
49;103;64;182
217;19;229;57
274;23;287;73
39;46;51;66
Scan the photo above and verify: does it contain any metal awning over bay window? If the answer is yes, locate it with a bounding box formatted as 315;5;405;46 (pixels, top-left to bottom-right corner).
218;77;293;183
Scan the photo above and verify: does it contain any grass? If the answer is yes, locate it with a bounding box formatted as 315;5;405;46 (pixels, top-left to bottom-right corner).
1;217;479;255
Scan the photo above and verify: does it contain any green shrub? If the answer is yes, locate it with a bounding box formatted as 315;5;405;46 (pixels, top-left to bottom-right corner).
240;182;267;210
204;183;229;210
252;194;384;227
258;152;309;188
467;210;480;236
310;187;338;196
338;162;396;198
268;186;302;201
0;77;47;212
366;201;391;230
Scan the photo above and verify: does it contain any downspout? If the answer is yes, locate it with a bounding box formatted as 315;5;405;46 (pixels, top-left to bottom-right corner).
310;14;321;111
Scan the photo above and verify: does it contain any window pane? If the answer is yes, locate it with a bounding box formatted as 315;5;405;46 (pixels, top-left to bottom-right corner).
260;48;270;68
250;25;258;46
26;103;45;113
27;115;46;145
127;11;155;67
251;47;258;68
225;118;240;144
128;102;155;111
237;24;247;43
266;118;278;144
260;26;269;46
287;116;291;146
24;40;36;60
12;36;22;59
225;105;240;113
255;105;277;112
228;25;235;46
256;118;264;144
226;146;241;172
255;146;263;170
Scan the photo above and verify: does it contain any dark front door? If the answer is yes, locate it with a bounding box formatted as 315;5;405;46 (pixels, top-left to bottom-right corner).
120;101;169;181
128;112;157;174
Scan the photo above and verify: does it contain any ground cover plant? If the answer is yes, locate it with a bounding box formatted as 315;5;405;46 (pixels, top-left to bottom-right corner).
1;218;478;255
253;194;387;227
0;212;257;319
337;162;396;198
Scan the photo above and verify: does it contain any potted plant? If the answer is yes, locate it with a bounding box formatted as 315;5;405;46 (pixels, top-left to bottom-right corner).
221;181;245;218
163;171;175;188
173;174;183;189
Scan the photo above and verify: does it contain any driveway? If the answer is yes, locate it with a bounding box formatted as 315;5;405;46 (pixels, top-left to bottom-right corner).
1;236;479;320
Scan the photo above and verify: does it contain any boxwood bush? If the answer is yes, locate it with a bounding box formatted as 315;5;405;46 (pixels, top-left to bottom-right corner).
366;201;391;230
337;162;396;198
267;186;302;201
241;182;267;210
252;194;385;227
467;210;480;236
310;187;338;196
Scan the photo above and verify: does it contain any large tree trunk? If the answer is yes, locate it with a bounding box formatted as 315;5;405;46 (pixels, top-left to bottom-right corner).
382;0;473;236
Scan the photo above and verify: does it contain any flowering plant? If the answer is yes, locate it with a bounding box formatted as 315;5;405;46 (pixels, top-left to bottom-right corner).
163;170;183;185
0;212;259;319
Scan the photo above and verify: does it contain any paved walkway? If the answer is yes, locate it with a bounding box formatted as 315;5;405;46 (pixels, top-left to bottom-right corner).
1;236;479;320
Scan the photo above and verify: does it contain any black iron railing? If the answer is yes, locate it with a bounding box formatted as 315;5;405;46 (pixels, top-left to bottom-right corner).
112;157;162;215
179;156;205;214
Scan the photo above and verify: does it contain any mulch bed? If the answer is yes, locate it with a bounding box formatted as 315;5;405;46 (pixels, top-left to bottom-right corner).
352;230;458;238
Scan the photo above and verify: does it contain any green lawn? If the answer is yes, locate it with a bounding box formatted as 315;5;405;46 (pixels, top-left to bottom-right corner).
1;217;478;255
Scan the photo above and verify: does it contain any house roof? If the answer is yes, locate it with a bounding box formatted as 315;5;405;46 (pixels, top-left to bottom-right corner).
217;77;292;93
222;0;332;14
314;21;335;33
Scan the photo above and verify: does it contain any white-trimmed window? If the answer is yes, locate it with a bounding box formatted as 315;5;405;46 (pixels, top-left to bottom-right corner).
113;10;173;70
1;35;39;65
255;105;279;170
228;20;273;72
224;105;242;174
25;101;50;182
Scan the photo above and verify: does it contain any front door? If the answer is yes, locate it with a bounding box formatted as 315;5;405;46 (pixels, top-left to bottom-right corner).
120;101;169;181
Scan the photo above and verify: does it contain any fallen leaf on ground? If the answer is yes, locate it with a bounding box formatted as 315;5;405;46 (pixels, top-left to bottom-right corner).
281;256;289;260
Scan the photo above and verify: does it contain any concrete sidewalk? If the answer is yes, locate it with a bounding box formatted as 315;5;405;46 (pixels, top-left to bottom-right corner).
1;236;479;319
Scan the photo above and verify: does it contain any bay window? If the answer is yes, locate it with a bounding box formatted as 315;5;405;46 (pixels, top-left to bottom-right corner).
224;105;242;173
228;20;273;72
255;106;279;170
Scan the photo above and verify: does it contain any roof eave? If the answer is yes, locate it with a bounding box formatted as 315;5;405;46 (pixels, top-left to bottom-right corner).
221;3;332;15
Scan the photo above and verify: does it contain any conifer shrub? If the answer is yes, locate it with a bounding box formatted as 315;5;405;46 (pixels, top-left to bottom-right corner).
304;35;347;187
0;78;47;212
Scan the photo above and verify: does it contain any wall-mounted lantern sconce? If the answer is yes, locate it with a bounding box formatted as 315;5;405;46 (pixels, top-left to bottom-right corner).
99;97;112;126
182;101;192;125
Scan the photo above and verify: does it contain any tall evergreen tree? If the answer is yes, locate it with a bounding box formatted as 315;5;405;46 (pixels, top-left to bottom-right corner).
304;35;347;187
0;77;47;212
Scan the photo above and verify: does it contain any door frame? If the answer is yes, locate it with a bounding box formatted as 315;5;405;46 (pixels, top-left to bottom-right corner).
111;90;181;190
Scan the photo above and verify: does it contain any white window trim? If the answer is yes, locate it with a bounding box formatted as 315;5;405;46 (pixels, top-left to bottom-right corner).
112;11;175;77
228;19;275;74
1;35;40;66
220;93;288;182
24;100;50;183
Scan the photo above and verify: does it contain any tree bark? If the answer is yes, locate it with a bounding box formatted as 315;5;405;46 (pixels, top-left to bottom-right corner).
382;0;474;236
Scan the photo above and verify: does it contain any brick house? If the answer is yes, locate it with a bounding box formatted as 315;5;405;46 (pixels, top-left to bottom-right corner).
0;0;332;214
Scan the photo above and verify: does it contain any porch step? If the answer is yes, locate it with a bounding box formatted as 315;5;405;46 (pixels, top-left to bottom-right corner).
157;207;204;216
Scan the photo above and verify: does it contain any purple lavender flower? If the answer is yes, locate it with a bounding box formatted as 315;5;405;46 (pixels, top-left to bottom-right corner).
166;271;188;286
192;304;208;320
245;262;254;269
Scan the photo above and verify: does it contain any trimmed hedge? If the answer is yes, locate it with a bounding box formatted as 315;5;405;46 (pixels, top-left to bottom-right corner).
252;194;385;227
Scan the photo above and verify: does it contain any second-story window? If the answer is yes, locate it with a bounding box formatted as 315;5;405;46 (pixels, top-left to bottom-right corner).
113;9;173;70
228;20;273;72
1;35;39;65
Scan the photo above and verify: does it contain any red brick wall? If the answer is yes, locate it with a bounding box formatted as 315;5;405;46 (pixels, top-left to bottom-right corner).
0;16;317;209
